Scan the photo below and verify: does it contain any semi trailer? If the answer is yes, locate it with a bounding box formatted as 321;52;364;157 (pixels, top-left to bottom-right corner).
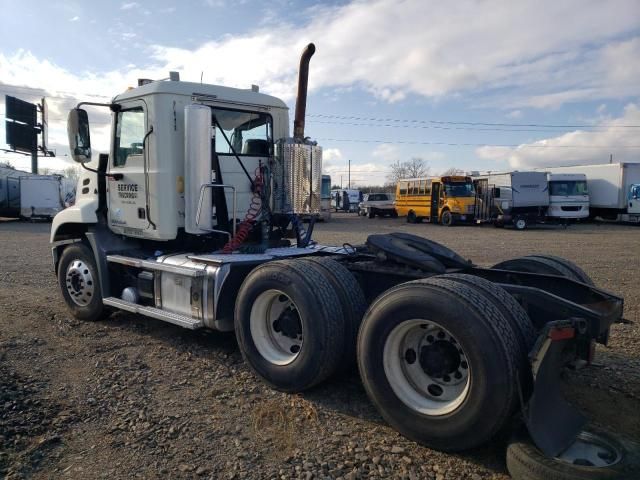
51;44;632;476
544;163;640;223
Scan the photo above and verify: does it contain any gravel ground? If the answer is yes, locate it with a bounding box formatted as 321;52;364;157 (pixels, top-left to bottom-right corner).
0;215;638;479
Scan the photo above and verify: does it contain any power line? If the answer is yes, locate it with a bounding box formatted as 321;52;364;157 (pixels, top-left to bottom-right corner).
317;137;640;148
308;113;640;129
307;119;617;133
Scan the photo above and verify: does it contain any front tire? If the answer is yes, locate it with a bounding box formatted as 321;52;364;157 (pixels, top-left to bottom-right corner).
357;277;521;451
514;216;528;230
440;210;454;227
407;210;417;223
235;260;346;392
57;243;108;321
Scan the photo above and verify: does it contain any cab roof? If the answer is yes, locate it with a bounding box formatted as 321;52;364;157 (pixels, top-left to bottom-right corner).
113;80;289;110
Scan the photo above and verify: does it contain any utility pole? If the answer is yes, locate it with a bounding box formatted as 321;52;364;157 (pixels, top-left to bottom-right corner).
348;159;351;189
609;153;613;164
340;175;343;189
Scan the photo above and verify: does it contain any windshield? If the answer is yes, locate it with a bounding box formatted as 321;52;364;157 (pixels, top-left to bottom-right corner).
549;180;588;196
443;182;475;197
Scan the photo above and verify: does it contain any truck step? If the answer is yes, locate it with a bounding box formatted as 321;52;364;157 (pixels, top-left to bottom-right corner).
106;255;207;277
102;297;204;330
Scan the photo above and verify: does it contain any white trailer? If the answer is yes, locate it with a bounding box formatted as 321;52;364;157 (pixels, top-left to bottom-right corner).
543;163;640;223
475;171;549;229
19;175;64;219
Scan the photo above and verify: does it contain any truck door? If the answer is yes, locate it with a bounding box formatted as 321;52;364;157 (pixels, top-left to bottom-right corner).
107;102;150;236
430;182;440;223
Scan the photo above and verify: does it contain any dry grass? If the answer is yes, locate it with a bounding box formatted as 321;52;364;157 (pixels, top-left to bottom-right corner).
251;395;319;459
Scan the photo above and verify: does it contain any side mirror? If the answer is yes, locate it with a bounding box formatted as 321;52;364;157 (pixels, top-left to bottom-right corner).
67;108;92;163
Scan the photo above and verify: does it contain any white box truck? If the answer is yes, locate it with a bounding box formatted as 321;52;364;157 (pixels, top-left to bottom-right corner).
19;175;64;219
475;171;549;229
544;163;640;223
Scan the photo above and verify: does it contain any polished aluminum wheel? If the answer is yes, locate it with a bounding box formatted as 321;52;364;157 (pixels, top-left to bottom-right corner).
383;319;470;415
65;259;95;307
250;289;303;366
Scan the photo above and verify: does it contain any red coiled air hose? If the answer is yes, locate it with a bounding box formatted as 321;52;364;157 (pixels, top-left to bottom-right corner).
222;168;264;253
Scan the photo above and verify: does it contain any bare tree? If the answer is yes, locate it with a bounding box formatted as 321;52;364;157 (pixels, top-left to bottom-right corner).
405;157;430;178
441;166;465;176
386;159;407;184
386;157;431;184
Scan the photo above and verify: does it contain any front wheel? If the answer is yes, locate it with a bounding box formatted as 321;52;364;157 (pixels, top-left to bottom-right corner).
514;216;527;230
357;277;521;451
57;243;109;321
440;210;454;227
407;211;417;223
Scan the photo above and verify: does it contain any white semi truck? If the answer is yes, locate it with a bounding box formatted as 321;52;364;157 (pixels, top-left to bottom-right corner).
51;44;628;471
544;163;640;224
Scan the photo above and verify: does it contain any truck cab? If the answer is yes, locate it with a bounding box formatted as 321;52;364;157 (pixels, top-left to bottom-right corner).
546;173;589;221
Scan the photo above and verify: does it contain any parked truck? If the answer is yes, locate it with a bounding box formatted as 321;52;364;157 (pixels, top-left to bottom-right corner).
50;44;631;476
474;171;549;229
0;167;64;220
543;163;640;224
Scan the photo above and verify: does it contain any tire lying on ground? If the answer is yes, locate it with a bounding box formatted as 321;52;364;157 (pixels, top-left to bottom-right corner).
299;257;367;368
492;255;594;285
357;277;521;451
506;425;640;480
57;243;110;321
235;259;345;392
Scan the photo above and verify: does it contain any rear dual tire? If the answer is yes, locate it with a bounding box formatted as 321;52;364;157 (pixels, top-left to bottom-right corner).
235;258;365;392
357;275;529;451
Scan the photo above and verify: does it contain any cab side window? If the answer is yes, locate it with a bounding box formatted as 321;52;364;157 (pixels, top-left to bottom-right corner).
114;108;145;167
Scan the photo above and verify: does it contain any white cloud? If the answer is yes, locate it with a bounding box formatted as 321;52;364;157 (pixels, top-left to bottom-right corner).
475;103;640;169
120;2;139;10
506;110;523;119
372;143;400;162
69;16;79;22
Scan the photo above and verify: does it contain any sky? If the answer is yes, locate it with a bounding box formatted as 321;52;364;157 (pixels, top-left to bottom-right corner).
1;0;639;186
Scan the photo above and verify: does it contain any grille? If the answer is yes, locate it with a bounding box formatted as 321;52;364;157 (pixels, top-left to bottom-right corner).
561;206;581;211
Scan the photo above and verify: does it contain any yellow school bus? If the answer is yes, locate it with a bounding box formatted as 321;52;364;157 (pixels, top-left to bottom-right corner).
395;176;476;226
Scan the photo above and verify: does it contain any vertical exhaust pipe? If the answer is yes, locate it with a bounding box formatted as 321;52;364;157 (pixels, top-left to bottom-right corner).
293;43;316;140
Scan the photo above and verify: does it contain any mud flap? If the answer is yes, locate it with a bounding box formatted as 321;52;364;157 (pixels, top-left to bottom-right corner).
526;323;587;457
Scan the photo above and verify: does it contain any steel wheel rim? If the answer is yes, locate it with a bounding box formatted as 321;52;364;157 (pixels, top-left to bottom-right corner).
383;319;470;415
556;431;622;467
65;259;95;306
250;289;303;366
516;219;526;229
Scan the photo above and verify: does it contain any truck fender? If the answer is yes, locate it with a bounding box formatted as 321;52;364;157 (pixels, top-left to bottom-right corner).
50;196;99;243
